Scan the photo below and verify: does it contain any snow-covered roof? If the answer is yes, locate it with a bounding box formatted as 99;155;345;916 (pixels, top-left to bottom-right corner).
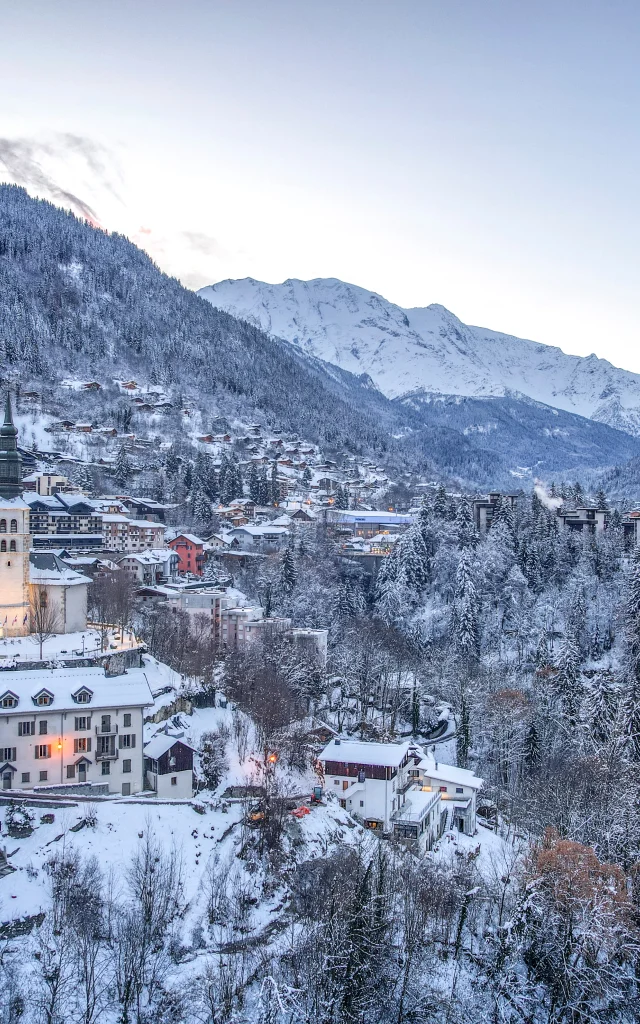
0;497;30;509
171;533;204;545
422;759;483;790
319;738;412;767
144;732;195;759
270;515;293;527
29;552;91;587
231;525;289;536
0;666;154;713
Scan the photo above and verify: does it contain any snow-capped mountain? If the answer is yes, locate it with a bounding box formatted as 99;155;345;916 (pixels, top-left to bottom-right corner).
199;277;640;436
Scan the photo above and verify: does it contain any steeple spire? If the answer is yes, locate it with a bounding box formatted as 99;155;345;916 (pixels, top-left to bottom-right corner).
0;391;23;499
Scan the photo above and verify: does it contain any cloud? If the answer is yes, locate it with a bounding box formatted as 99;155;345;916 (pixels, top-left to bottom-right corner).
0;134;122;227
181;230;225;258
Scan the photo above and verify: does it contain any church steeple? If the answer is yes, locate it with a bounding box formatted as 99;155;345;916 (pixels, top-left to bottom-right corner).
0;392;23;499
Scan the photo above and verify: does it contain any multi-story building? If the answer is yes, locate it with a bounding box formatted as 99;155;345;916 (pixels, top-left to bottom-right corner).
319;738;481;851
0;664;153;795
102;515;165;552
24;492;103;537
116;549;178;584
168;534;205;575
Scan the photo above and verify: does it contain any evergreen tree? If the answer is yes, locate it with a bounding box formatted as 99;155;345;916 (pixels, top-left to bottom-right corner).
624;549;640;679
302;466;312;488
249;463;260;504
270;462;279;504
555;631;581;723
183;461;193;493
257;465;269;505
164;444;179;476
524;722;541;773
114;443;132;488
455;495;477;548
279;546;298;594
595;488;608;510
335;485;349;510
193;490;213;528
433;485;448;519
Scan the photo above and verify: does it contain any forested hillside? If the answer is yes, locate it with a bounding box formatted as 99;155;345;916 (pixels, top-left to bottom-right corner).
2;184;640;492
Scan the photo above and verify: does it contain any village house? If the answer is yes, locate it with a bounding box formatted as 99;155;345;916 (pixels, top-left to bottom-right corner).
318;738;442;852
116;549;179;585
169;533;206;575
0;664;153;795
228;524;290;552
29;552;91;634
143;730;195;798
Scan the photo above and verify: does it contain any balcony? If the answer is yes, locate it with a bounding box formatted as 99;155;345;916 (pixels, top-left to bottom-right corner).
392;788;440;825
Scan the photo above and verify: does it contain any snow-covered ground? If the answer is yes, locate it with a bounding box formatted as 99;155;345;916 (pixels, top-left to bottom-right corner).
0;628;140;666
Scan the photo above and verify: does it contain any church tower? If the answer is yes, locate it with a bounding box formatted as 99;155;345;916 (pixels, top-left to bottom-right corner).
0;393;31;637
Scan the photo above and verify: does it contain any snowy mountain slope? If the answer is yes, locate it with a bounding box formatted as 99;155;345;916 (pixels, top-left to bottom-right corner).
199;277;640;436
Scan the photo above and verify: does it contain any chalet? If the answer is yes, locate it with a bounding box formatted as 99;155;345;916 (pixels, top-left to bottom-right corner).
197;434;216;444
228;525;289;551
116;549;178;585
319;738;441;851
73;423;93;434
169;534;205;575
119;380;139;390
81;381;102;391
144;731;195;798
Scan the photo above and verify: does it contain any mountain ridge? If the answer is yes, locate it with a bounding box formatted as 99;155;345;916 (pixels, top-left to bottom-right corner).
199;276;640;436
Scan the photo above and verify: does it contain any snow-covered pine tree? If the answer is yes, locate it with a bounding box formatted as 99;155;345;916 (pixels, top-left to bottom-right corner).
279;546;298;594
193;490;213;528
249;463;260;503
114;443;132;488
455;495;477;549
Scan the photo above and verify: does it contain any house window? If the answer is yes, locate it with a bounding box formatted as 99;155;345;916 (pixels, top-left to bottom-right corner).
359;800;364;807
39;770;48;782
456;787;464;794
74;690;91;704
36;694;52;706
122;759;131;774
123;713;131;727
439;786;448;792
101;762;110;776
39;721;48;735
35;744;51;759
1;694;17;708
21;772;30;783
334;779;340;785
119;734;135;749
74;717;91;731
74;738;91;753
67;765;75;779
101;715;111;733
1;748;16;762
171;777;177;786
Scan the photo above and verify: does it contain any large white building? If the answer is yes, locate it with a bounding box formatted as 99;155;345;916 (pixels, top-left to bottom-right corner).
0;664;153;795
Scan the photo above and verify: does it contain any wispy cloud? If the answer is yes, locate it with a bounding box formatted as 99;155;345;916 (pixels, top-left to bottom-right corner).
0;134;122;226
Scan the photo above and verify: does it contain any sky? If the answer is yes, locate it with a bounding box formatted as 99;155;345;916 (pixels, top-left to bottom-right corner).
1;0;639;370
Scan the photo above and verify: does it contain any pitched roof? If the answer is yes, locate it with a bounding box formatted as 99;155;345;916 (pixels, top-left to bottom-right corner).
319;738;412;767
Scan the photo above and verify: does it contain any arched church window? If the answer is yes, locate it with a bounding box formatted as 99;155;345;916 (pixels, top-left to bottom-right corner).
9;541;16;552
9;520;17;533
0;540;5;552
0;520;5;533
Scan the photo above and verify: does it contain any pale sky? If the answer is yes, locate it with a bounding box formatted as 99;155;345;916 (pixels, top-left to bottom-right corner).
1;0;639;370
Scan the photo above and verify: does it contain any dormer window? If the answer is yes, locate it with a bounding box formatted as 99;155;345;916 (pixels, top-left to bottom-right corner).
72;687;93;705
32;689;54;707
0;691;18;709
